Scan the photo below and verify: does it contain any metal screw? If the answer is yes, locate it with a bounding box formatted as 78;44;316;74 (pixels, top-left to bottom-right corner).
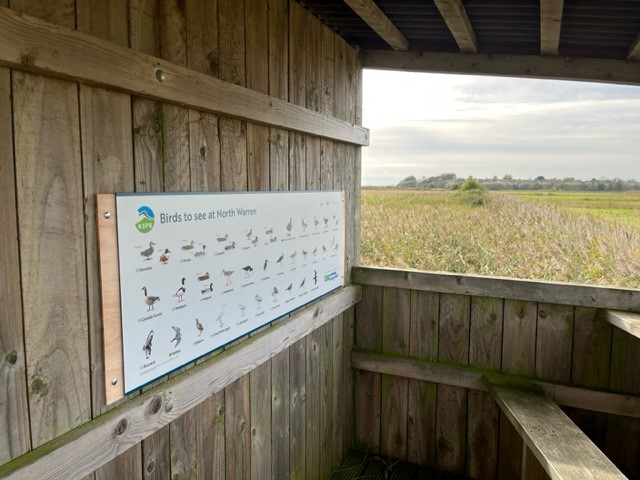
104;211;111;219
111;377;118;385
165;400;174;413
156;69;166;82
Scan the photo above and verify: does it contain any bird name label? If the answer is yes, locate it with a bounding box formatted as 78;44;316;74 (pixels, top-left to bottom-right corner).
114;191;344;393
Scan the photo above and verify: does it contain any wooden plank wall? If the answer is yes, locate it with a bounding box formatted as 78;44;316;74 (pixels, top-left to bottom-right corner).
354;271;640;479
0;1;360;479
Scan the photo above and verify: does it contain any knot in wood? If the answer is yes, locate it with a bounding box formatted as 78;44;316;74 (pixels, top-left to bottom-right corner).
148;395;162;415
539;310;548;319
114;418;128;436
5;350;18;365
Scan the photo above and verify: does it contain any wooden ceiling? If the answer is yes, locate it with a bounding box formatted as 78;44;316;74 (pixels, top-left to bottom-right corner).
299;0;640;84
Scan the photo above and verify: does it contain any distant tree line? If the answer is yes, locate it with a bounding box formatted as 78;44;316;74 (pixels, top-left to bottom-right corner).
396;173;640;191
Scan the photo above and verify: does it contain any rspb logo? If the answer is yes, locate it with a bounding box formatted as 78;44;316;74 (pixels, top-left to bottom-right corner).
136;205;155;233
323;270;339;282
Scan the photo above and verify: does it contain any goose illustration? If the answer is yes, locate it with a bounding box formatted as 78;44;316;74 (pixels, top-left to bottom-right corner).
299;278;306;289
194;245;206;257
182;240;196;250
286;218;292;236
242;265;253;277
170;326;182;347
216;233;228;242
142;287;160;311
272;286;279;301
255;294;263;309
174;277;186;302
215;305;226;328
143;330;154;358
285;283;293;294
197;272;210;282
140;241;156;260
263;259;269;270
195;318;204;336
201;283;213;294
239;304;246;317
221;269;234;285
158;248;171;264
276;253;284;264
225;241;237;251
313;270;318;285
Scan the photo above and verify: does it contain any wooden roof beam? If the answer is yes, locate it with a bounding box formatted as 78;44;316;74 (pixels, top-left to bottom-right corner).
343;0;410;51
628;33;640;61
433;0;478;53
540;0;564;56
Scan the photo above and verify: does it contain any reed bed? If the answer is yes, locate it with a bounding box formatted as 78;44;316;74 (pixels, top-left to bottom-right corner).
360;189;640;288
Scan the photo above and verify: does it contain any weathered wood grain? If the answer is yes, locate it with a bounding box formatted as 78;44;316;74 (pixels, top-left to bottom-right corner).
343;0;410;50
0;6;369;146
271;350;290;480
250;362;272;480
535;303;574;382
304;328;321;478
0;65;30;465
487;378;625;479
289;338;306;480
605;309;640;340
352;266;640;312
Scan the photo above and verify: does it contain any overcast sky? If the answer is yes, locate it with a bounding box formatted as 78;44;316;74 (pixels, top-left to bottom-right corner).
362;70;640;186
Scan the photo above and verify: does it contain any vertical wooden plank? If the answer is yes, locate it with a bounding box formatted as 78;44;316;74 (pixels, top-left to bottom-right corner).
289;338;306;480
435;293;470;474
288;0;306;190
271;350;290;480
186;0;221;194
305;10;321;191
225;376;250;480
0;64;30;465
535;303;574;382
305;329;321;480
250;362;272;480
606;327;640;477
521;444;551;480
354;285;383;450
407;291;439;466
333;36;347;122
380;288;411;460
219;0;247;192
498;299;537;480
467;297;502;479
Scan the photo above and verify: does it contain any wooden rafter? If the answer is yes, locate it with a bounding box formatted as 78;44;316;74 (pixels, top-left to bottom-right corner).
433;0;477;54
628;33;640;61
540;0;564;56
343;0;409;51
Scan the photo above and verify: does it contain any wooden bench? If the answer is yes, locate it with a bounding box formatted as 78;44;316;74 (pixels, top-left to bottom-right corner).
485;376;626;480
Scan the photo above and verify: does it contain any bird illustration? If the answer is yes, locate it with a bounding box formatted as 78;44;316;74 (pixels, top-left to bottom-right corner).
197;272;210;282
143;330;154;358
225;241;237;251
302;249;308;258
289;251;297;262
285;283;293;294
242;265;253;277
182;240;196;250
221;269;234;285
263;259;269;270
312;247;318;255
324;217;329;227
159;248;171;264
313;270;318;285
265;227;274;235
195;318;204;336
201;283;213;294
170;326;182;347
302;219;308;231
140;241;156;260
215;305;226;328
246;228;253;239
286;218;292;235
299;278;306;289
276;253;284;264
272;286;279;301
252;236;259;246
270;236;277;243
239;304;246;317
255;294;263;309
314;216;319;228
174;277;186;302
333;215;338;225
322;245;327;254
216;233;228;242
142;287;160;311
194;245;207;257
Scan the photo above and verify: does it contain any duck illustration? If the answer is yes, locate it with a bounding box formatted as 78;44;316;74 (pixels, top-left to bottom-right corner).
216;233;228;242
246;228;253;239
251;236;259;246
270;236;277;243
142;287;160;311
182;240;196;250
285;283;293;294
194;245;206;257
225;241;237;251
170;326;182;347
140;241;156;260
221;269;234;285
215;305;226;328
174;277;186;302
201;283;213;294
143;330;154;358
159;248;171;264
265;227;273;235
242;265;253;277
313;270;318;285
286;218;292;236
197;272;210;282
195;318;204;336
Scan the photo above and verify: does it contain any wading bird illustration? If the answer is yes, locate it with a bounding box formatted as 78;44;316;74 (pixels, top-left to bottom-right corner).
182;240;196;250
159;248;171;264
286;218;292;236
255;294;263;309
143;330;154;358
276;253;284;264
201;283;213;294
174;277;186;302
215;305;226;328
322;245;327;254
314;216;319;228
299;278;306;289
140;241;156;260
312;247;317;255
302;219;308;231
195;318;204;336
271;286;279;301
238;304;246;317
216;233;228;242
170;326;182;347
285;283;293;295
221;269;234;285
289;251;297;262
263;259;269;270
142;286;160;311
242;265;254;277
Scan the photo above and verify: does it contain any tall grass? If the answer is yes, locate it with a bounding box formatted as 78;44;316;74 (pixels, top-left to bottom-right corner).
360;190;640;288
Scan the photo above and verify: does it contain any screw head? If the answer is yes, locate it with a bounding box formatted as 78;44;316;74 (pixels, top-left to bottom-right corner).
156;69;166;82
165;400;174;413
104;211;111;219
111;377;118;385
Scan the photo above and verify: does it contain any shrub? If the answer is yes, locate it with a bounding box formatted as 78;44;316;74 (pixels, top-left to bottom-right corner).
456;178;488;206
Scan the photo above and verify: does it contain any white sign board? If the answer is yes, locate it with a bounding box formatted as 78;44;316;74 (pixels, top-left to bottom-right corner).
115;191;344;393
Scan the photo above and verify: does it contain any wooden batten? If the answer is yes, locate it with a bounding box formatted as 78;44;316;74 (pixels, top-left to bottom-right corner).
0;6;369;146
605;310;640;340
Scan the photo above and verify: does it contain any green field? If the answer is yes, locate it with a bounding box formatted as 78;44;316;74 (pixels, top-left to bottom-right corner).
360;189;640;288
